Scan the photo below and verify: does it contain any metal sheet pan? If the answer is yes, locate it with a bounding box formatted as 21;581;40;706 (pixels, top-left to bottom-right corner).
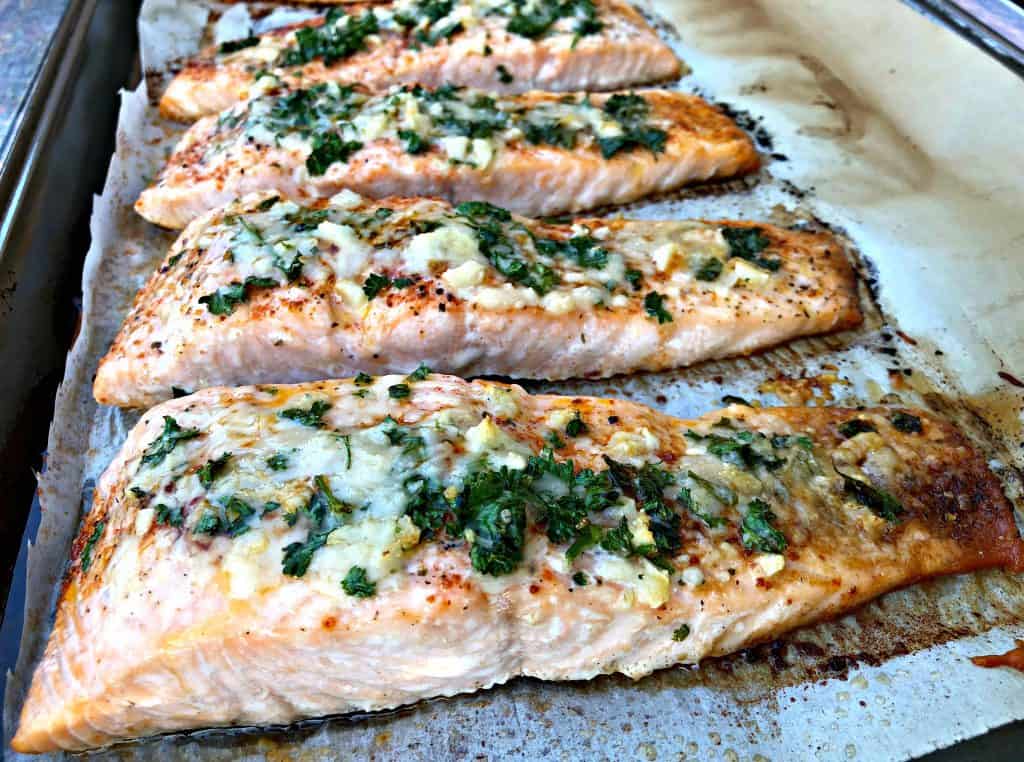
3;1;1024;760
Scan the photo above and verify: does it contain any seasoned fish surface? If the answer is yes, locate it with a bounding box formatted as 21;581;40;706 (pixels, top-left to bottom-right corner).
160;0;682;121
14;376;1023;751
136;87;760;229
98;194;860;407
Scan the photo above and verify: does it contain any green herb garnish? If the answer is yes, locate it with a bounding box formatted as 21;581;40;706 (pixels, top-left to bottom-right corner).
155;504;183;527
836;466;905;522
280;10;379;67
891;412;922;433
306;132;363;175
838;419;877;439
282;530;330;577
740;499;787;553
199;276;278;316
197;452;231;489
342;565;377;597
279;400;331;428
266;453;289;471
565;411;588;437
644;291;673;324
407;363;432;382
219;36;260;55
722;227;780;272
141;416;200;467
80;521;105;572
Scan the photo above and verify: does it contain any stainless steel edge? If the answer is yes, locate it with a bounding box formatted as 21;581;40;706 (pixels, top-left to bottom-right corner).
0;0;99;262
904;0;1024;78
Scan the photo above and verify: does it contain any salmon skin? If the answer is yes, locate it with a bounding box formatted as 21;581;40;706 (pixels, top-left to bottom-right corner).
99;193;858;408
159;0;683;122
14;375;1023;751
137;86;759;229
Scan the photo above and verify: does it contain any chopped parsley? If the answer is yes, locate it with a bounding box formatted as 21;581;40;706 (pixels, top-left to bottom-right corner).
565;410;588;437
284;206;329;232
740;499;787;554
686;428;784;471
572;570;589;586
462;466;530;575
597;94;667;159
306;132;363;175
677;472;730;528
721;226;780;272
407;363;432;381
197;453;231;489
141;416;200;467
363;272;415;299
354;372;374;385
279;400;331;428
266;453;290;471
456;201;559;294
398;129;427;154
404;476;453;538
546;431;567;450
194;497;256;538
80;521;105;572
155;504;183;527
644;291;673;324
672;624;691;641
389;383;411;399
199;276;278;316
279;10;379;67
838;419;876;439
695;257;724;281
219;36;260;55
603;457;681;557
502;0;603;41
496;64;514;84
891;412;922;434
836;467;905;522
342;565;377;597
625;269;643;291
535;234;608;269
282;530;330;577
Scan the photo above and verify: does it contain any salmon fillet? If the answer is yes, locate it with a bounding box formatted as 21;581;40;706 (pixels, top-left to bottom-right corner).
99;193;859;408
159;0;683;121
135;87;760;229
14;376;1023;752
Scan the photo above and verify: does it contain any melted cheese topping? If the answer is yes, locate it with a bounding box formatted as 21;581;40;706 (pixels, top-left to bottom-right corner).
214;0;614;72
172;194;787;323
205;84;671;179
114;383;879;613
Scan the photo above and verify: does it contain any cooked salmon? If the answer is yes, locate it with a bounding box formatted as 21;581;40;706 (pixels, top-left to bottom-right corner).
13;375;1023;751
99;193;858;408
137;86;759;229
159;0;683;121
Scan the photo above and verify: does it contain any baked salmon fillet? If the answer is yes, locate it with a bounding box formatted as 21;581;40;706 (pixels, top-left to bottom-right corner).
159;0;682;122
136;87;759;229
14;376;1023;752
98;193;859;408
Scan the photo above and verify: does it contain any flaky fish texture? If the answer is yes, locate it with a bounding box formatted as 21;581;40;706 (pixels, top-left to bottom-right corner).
14;376;1023;751
136;88;760;229
159;0;682;121
98;194;859;408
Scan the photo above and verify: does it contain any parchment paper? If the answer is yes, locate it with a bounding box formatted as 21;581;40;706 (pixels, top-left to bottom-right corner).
5;1;1024;759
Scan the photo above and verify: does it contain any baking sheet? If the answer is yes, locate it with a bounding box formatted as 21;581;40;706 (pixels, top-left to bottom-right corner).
5;0;1024;759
